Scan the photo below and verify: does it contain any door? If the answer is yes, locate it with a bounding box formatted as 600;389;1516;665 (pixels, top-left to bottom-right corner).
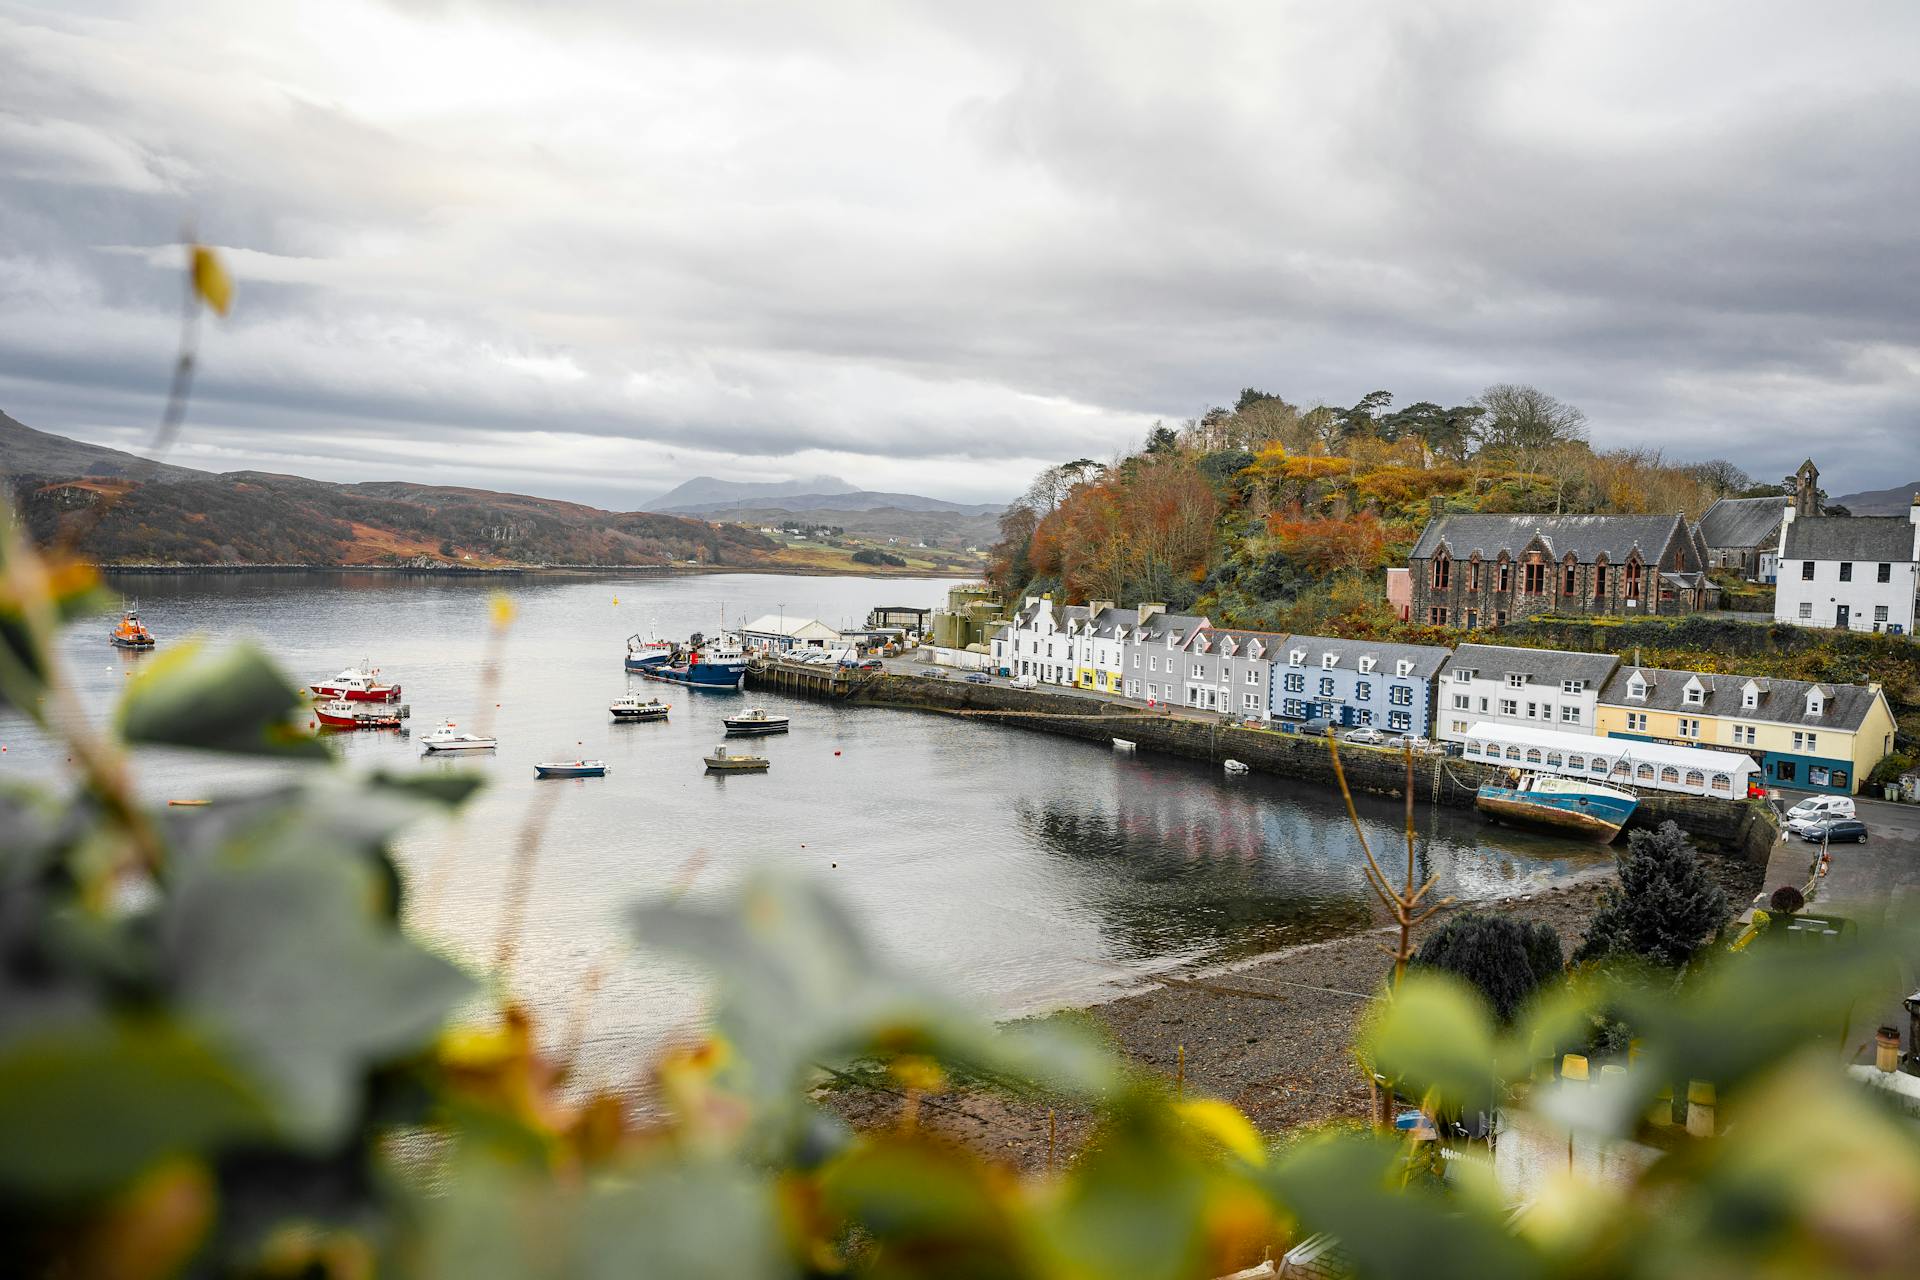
1836;604;1850;628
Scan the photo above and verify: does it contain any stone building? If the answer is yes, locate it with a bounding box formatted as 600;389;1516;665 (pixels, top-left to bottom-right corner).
1407;509;1717;627
1697;494;1789;583
1773;460;1920;635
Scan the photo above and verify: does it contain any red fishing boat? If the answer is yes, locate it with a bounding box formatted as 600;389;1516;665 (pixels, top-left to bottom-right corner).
309;663;401;702
109;605;155;649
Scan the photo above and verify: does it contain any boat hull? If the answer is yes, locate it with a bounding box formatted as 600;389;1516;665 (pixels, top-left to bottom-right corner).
705;758;770;772
723;721;788;736
611;707;670;721
535;764;607;778
110;636;155;650
1475;787;1634;840
424;740;496;752
625;652;747;689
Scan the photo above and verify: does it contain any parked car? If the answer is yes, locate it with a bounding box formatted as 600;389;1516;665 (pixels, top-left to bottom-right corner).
919;667;948;679
965;672;992;684
1786;795;1857;823
1379;734;1409;751
1297;718;1334;738
1012;674;1039;690
1798;818;1868;844
1343;726;1386;746
857;659;884;672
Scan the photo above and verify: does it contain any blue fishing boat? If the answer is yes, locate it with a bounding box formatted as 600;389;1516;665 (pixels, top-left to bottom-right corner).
1476;771;1637;841
624;630;748;690
535;759;608;779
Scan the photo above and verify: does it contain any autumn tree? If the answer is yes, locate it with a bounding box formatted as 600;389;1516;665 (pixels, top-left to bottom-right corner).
1475;384;1588;473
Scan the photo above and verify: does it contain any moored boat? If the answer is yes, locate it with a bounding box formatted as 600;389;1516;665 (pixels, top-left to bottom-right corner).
1223;759;1249;774
1112;738;1137;751
722;706;790;735
624;630;748;690
704;744;770;773
310;662;401;703
314;698;410;729
420;720;497;752
610;694;670;721
110;605;155;649
535;759;608;778
1476;771;1637;841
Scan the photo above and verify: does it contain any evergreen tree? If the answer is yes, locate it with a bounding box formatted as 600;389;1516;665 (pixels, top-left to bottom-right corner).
1573;821;1730;969
1408;911;1564;1023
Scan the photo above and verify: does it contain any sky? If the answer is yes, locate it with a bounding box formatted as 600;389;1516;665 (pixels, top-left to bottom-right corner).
1;1;1915;508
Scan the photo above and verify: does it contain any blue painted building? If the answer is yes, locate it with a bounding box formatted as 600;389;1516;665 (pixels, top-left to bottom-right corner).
1269;635;1452;736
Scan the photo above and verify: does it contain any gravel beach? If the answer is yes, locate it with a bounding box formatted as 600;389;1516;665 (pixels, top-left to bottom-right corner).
821;848;1764;1172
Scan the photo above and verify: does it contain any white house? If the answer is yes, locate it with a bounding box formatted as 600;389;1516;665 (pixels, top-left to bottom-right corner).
1182;627;1287;719
1774;499;1920;636
1435;644;1620;745
1066;602;1140;694
1002;596;1089;687
1119;604;1210;705
740;614;844;653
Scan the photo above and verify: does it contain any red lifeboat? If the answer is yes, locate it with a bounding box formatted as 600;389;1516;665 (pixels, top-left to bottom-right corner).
309;663;401;703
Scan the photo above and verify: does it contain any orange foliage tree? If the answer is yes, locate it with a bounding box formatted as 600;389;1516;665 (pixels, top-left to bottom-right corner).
1265;511;1393;576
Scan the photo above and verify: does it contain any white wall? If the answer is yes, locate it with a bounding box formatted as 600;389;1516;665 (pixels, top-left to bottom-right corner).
1774;557;1918;634
1436;670;1601;743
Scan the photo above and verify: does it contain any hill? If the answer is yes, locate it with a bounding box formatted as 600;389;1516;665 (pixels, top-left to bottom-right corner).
1832;480;1920;516
706;503;1001;550
658;487;1001;517
2;415;783;568
0;411;203;483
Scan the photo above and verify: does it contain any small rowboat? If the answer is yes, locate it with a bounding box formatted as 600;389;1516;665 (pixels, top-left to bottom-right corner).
535;760;608;779
722;707;790;736
1223;759;1250;775
611;694;670;721
704;745;770;773
1112;738;1136;751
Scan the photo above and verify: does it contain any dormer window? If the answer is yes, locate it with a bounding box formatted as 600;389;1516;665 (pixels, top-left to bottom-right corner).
1289;650;1305;667
1741;682;1760;710
1358;656;1376;674
1454;669;1472;684
1682;677;1706;707
1395;659;1414;677
1505;673;1527;689
1321;653;1338;670
1805;689;1824;717
1627;674;1647;701
1247;641;1264;660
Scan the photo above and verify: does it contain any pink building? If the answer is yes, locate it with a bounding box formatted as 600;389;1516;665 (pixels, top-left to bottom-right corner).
1385;567;1411;621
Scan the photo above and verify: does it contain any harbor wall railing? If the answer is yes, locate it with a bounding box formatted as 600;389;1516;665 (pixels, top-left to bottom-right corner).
747;661;1780;863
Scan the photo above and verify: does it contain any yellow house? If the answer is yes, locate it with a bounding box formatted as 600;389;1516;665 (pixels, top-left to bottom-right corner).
1595;665;1896;795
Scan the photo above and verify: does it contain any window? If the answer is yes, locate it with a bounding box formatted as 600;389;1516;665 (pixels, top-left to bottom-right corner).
1678;717;1700;738
1432;554;1451;589
1149;656;1158;672
1567;754;1585;770
1561;705;1580;724
1495;610;1508;627
1711;774;1731;794
1685;770;1704;789
1318;677;1335;697
1322;653;1338;669
1526;748;1543;764
1879;563;1892;583
1283;699;1306;719
1526;702;1538;719
1563;563;1578;594
1358;656;1376;674
1243;693;1259;712
1625;562;1643;598
1561;680;1584;695
1428;607;1449;625
1626;712;1648;732
1452;693;1470;710
1839;562;1853;582
1683;685;1703;706
1801;561;1815;581
1289;650;1305;667
1468;561;1481;590
1389;711;1411;731
1190;663;1204;679
1284;673;1305;693
1497;562;1512;592
1592;758;1610;773
1246;667;1259;683
1355;682;1372;702
1390;685;1412;706
1797;602;1813;620
1875;606;1889;623
1478;697;1489;712
1741;686;1757;709
1776;761;1797;782
1627;676;1646;700
1833;770;1850;790
1733;725;1756;745
1454;669;1472;684
1523;562;1546;593
1546;752;1563;768
1358;708;1374;726
1793;731;1818;752
1661;766;1680;785
1395;659;1414;677
1499;698;1518;716
1506;673;1527;689
1594;563;1608;595
1637;763;1656;782
1453;720;1470;735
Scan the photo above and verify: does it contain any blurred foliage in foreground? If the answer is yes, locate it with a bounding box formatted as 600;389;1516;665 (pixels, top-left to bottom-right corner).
3;514;1919;1280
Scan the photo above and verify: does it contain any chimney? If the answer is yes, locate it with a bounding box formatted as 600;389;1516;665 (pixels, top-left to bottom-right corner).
1090;599;1115;618
1137;602;1165;625
1427;494;1444;518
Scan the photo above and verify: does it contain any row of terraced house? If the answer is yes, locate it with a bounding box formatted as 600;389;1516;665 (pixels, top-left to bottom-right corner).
990;596;1897;794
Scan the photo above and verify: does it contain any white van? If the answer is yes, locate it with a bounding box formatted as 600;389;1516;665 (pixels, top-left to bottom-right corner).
1012;674;1039;690
1787;795;1856;823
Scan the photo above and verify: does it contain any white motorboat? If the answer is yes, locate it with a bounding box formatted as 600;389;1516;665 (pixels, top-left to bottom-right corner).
420;720;497;752
1223;759;1250;774
722;706;790;736
610;694;670;721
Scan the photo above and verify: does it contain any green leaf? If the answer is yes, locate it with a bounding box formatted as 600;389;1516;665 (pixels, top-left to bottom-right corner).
158;855;471;1146
0;1021;272;1199
119;640;328;758
1359;971;1499;1115
822;1135;1031;1279
367;768;485;808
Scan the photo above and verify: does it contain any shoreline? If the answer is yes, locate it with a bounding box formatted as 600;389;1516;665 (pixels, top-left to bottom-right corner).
95;562;972;580
819;850;1763;1170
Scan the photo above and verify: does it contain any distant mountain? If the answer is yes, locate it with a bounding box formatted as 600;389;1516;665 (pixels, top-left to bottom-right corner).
644;474;858;510
0;411;204;483
1833;480;1920;516
660;489;1004;517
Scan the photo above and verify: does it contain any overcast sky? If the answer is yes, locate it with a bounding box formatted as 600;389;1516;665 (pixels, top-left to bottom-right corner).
1;1;1915;507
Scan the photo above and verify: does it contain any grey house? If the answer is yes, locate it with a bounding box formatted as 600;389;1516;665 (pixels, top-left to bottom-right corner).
1268;634;1452;736
1181;626;1287;720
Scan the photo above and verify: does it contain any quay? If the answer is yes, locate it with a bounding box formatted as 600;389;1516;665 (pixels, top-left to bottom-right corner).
746;658;1781;863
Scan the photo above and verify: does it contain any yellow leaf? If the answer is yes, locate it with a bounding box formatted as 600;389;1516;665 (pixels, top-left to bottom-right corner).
1175;1098;1266;1166
889;1054;946;1095
489;593;517;629
190;245;232;316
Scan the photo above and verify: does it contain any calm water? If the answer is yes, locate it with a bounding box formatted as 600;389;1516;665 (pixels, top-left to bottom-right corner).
6;571;1614;1090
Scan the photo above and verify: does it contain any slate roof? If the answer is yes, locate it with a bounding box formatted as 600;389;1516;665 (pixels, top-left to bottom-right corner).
1190;626;1290;658
1781;515;1916;562
1440;643;1620;685
1598;665;1884;732
1082;605;1140;638
1274;633;1453;679
1697;495;1787;550
1411;513;1688;563
1132;610;1208;644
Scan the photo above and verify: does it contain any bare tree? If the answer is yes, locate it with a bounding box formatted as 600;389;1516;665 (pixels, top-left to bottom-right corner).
1475;384;1588;474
